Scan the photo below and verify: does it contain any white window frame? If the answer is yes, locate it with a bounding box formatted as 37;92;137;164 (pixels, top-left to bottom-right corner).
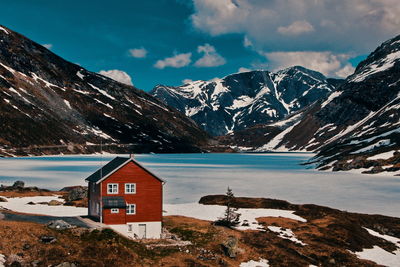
125;183;136;194
107;183;118;194
126;204;136;215
111;208;119;213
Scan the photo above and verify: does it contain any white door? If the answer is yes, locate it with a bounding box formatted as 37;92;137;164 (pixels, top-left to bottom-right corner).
138;224;146;239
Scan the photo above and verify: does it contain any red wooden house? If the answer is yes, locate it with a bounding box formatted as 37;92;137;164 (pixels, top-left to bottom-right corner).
85;155;164;239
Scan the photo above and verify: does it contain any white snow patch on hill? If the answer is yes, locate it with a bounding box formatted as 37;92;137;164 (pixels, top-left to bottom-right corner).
240;259;269;267
320;91;342;109
350;50;400;83
355;246;400;267
0;26;9;34
163;203;306;231
367;151;396;160
0;196;87;217
267;226;307;245
353;227;400;266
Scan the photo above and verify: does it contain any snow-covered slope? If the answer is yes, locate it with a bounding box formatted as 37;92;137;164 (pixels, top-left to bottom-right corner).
0;25;208;156
237;34;400;174
151;67;339;136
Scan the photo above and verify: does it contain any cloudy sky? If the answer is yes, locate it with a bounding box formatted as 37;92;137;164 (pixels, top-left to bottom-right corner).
2;0;399;90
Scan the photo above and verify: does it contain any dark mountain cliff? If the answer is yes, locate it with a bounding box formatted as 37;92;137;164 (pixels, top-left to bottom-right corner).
0;25;209;156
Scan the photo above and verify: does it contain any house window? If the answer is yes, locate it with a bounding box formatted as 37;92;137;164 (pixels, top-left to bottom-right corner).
107;183;118;194
127;204;136;215
125;183;136;194
127;224;133;232
111;208;119;213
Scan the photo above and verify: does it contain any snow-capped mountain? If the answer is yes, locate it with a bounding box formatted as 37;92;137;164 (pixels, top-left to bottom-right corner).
151;67;339;136
0;25;208;156
237;34;400;174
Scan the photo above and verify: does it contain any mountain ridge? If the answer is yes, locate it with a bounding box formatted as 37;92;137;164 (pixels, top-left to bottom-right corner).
151;66;340;136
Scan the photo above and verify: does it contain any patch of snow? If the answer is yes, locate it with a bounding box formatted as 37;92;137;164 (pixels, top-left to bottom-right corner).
31;73;60;89
103;113;117;120
76;70;85;80
163;203;306;231
321;91;342;109
364;228;400;245
350;50;400;83
355;246;400;267
367;151;395;160
269;113;303;128
94;99;113;109
73;88;90;95
0;196;87;217
256;120;301;151
8;87;22;97
186;106;203;117
267;226;307;245
229;95;254;109
63;100;72;109
211;79;228;99
0;26;9;34
88;83;116;100
240;259;269;267
0;63;16;74
351;139;391;154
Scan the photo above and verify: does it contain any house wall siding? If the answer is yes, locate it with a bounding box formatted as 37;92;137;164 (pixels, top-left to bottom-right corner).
100;161;163;224
88;182;101;219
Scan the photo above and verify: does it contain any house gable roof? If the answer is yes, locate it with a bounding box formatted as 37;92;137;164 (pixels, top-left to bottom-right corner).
85;156;165;184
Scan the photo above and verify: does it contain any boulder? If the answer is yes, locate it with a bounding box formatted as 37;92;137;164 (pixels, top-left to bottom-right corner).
48;200;63;206
66;186;87;201
362;166;384;174
40;235;57;244
12;181;24;188
221;236;238;258
0;197;7;202
47;220;72;230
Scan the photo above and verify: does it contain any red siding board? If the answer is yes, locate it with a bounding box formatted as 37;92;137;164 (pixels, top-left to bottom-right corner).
100;161;163;224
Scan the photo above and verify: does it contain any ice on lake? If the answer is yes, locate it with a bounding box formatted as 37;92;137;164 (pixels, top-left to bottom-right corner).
0;153;399;217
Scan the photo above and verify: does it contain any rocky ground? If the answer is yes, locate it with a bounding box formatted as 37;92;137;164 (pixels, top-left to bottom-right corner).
1;194;400;266
0;181;88;208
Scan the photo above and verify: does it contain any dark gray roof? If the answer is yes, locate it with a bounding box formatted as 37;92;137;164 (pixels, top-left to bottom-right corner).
85;156;165;184
85;157;129;183
102;196;126;209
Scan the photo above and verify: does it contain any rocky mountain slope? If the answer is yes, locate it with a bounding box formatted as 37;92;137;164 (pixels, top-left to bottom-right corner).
151;67;339;136
0;25;209;156
225;34;400;174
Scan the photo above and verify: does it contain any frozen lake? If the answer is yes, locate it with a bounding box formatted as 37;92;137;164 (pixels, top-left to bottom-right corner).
0;153;399;217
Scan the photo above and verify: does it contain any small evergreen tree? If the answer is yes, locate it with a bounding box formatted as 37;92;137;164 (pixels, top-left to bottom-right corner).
215;187;241;227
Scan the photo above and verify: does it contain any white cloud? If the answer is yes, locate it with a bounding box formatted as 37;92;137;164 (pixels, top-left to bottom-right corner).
335;64;356;78
43;44;53;49
194;43;226;67
263;51;354;78
191;0;400;53
98;70;134;86
182;79;194;84
154;53;192;69
129;47;148;58
277;20;314;36
238;67;251;73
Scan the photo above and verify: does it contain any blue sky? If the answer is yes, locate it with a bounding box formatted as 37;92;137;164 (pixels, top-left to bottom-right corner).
1;0;399;91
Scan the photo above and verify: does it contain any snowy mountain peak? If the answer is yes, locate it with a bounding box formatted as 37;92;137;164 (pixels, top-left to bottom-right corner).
151;68;339;136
